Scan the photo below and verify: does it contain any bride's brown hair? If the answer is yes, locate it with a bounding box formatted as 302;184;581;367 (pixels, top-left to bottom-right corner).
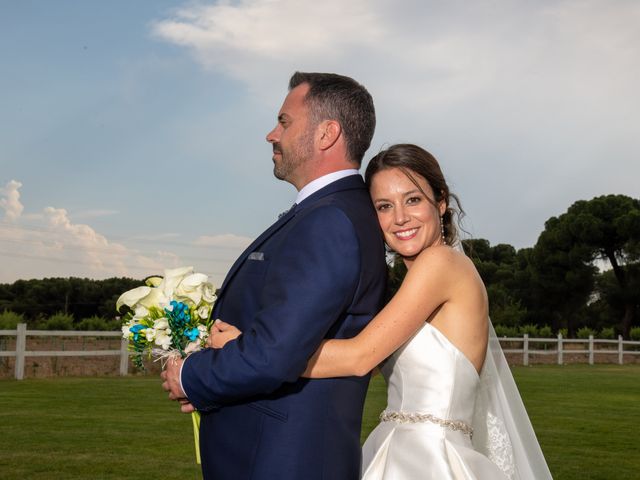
364;143;464;246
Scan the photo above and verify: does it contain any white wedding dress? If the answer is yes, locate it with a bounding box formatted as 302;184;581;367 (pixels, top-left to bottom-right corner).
361;322;552;479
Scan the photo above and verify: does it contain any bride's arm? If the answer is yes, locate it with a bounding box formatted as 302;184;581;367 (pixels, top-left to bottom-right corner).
303;246;457;378
208;248;481;378
207;320;242;348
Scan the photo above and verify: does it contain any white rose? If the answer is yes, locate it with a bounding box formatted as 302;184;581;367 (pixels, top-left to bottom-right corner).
160;266;194;298
197;306;210;320
198;324;208;339
132;305;149;320
202;283;216;304
153;318;169;330
121;325;131;339
154;331;172;350
144;328;156;341
175;273;209;306
184;341;201;354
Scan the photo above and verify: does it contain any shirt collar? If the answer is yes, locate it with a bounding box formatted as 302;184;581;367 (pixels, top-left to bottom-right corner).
295;169;359;205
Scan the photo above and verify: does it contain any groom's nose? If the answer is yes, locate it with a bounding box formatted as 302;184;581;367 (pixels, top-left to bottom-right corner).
266;125;280;143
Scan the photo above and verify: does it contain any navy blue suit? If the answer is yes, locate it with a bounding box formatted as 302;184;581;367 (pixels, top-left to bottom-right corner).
181;174;387;479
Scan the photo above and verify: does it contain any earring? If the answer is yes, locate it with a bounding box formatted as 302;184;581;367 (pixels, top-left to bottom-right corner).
440;216;447;245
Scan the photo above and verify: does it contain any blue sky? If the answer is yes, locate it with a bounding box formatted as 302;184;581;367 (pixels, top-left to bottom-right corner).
1;0;639;286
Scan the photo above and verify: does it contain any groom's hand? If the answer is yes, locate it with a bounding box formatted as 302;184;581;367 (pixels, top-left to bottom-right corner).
161;356;194;412
178;398;196;414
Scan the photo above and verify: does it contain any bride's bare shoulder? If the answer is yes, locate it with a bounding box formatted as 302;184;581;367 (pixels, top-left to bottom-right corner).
407;246;484;301
411;245;474;275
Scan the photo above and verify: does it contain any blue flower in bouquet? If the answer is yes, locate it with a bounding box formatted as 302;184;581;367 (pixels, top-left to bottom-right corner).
117;266;217;368
166;300;191;327
129;323;147;341
184;327;200;342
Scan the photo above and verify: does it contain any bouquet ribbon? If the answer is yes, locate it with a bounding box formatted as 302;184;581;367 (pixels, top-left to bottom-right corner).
191;411;201;464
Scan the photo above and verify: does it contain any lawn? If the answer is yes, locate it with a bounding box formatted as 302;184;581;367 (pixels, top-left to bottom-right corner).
1;365;638;479
509;365;640;480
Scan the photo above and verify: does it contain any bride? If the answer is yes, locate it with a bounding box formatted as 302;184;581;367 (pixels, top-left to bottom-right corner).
211;144;552;479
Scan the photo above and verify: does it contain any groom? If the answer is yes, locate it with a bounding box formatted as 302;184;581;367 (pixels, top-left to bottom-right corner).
162;72;387;479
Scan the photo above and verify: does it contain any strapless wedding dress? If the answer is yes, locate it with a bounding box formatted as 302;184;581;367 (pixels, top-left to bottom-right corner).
361;322;510;479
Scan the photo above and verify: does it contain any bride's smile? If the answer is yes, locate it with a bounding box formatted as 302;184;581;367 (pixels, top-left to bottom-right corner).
394;227;419;240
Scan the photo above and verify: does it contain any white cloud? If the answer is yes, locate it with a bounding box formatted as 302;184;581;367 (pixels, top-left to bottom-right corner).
70;209;119;219
153;0;640;248
0;184;178;281
153;0;383;59
42;206;132;274
130;233;182;241
152;0;385;97
194;233;253;249
0;206;174;281
0;182;251;284
152;0;640;109
0;180;24;221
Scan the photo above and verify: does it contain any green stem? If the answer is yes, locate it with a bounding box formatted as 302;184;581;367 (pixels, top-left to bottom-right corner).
191;411;201;464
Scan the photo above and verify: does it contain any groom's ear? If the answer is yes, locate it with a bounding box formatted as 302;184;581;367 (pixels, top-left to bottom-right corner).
317;120;341;151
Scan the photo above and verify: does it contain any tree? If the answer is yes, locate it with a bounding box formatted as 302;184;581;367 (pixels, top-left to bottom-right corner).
0;277;144;326
594;265;640;335
531;195;640;337
386;255;407;300
462;239;529;328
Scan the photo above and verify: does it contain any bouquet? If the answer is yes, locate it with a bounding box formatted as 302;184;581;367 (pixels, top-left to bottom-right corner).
117;266;217;464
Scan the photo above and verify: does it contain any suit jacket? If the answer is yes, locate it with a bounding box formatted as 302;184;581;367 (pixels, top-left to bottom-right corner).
181;174;387;479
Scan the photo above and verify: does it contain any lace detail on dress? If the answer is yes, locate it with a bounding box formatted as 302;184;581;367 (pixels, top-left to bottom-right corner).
486;412;516;479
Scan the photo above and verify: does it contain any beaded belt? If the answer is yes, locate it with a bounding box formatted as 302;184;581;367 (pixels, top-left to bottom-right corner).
379;410;474;438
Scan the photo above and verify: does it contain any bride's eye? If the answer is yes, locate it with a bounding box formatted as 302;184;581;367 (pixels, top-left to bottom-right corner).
406;196;422;205
376;203;392;211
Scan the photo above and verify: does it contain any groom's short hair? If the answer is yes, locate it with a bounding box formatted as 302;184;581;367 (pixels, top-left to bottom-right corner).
289;72;376;167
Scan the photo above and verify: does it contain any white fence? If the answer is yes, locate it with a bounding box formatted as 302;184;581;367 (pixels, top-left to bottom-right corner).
501;333;640;366
0;324;129;380
1;325;640;380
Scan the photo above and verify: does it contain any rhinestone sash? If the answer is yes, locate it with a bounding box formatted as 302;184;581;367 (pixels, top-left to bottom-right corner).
379;409;474;438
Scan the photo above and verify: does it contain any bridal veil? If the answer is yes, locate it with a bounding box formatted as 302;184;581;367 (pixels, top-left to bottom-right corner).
471;321;553;479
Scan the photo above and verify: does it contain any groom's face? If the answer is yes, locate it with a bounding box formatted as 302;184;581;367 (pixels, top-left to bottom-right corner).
266;84;315;187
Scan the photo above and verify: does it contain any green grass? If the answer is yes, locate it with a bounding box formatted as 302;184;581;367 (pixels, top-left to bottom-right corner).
0;376;203;480
1;365;639;479
510;365;640;480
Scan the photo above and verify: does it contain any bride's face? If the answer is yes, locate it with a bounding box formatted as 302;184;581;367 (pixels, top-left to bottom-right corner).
370;167;446;265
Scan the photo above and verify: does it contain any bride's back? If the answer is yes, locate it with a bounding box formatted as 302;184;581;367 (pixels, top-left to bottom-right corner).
406;245;489;373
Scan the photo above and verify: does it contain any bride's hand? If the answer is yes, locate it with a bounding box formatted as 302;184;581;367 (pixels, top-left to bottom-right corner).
207;319;242;348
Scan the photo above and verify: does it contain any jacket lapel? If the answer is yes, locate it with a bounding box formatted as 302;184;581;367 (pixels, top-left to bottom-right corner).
215;174;367;302
216;206;297;298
